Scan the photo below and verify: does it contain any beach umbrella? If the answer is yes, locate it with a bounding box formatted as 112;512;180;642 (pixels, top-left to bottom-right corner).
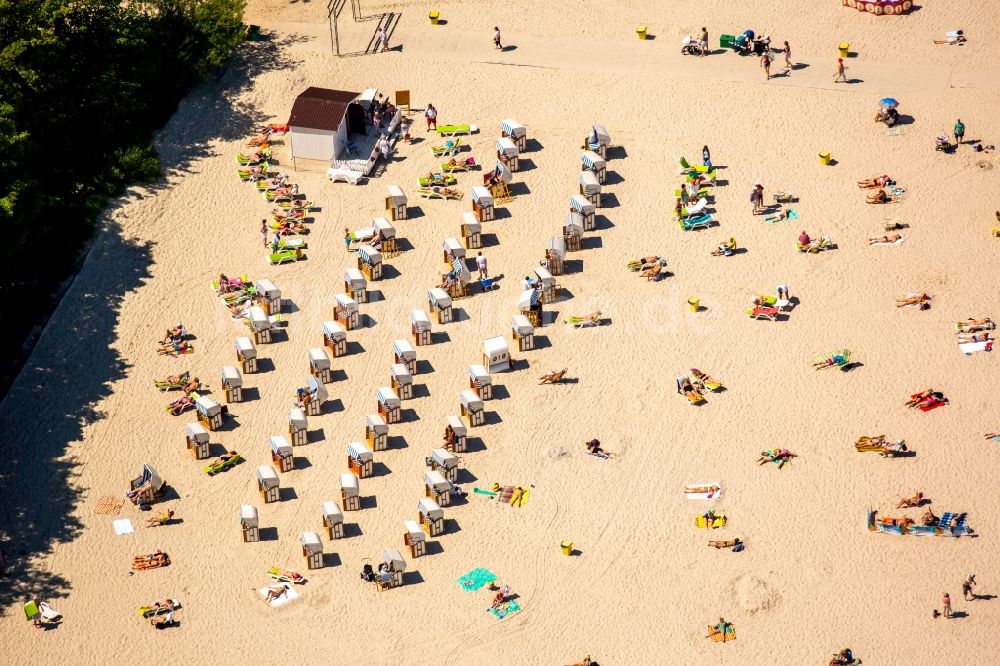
880;98;898;109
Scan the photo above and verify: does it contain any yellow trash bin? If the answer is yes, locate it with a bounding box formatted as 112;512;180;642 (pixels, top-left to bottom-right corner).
687;297;700;313
636;25;647;40
560;540;573;556
429;11;440;25
838;42;850;58
819;151;832;165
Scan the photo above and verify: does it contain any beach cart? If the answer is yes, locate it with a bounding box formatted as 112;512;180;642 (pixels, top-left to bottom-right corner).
511;314;535;351
288;407;307;446
344;268;368;303
424;470;452;506
269;435;294;473
461;212;482;249
579;170;602;207
322;321;347;358
570;194;597;231
322;500;344;539
373;216;398;254
468;364;493;400
381;548;406;589
419;498;445;536
472;186;495;222
357;244;383;281
194;393;224;431
545;236;566;275
519;288;543;327
430;447;459;482
533;266;557;304
341;472;360;511
309;347;331;384
300;532;324;570
483;336;510;372
459;389;485;427
393;339;417;374
377;386;401;424
128;464;165;505
248;306;272;344
403;520;426;558
235;336;257;373
582;150;607;183
410;309;432;346
444;415;468;453
428;287;454;324
385;184;407;221
391;363;413;400
302;376;327;416
257;465;280;503
564;218;584;252
334;293;360;330
366;414;389;451
497;137;520;171
240;504;259;542
585;123;610;159
220;365;243;403
443;237;465;267
185;422;210;460
255;279;281;315
501;118;527;151
347;441;374;478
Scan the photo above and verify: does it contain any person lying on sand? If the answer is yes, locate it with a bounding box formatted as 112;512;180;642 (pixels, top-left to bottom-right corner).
934;30;967;45
565;657;592;666
896;293;931;308
150;611;175;628
146;510;174;527
262;586;288;603
897;491;925;508
866;189;890;204
757;449;797;468
709;538;742;549
922;509;939;526
858;175;892;188
586;439;615;457
868;233;902;245
539;368;568;384
880;440;909;457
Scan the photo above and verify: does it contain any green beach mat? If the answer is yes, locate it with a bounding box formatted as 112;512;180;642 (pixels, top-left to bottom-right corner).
457;567;496;592
489;599;521;620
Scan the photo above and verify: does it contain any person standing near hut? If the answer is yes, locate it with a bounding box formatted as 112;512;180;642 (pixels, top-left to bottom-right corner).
425;103;437;132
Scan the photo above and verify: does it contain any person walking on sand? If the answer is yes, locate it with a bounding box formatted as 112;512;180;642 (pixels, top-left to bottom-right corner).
344;228;352;253
834;58;848;83
476;251;488;279
425;103;437;132
261;219;268;248
963;574;977;601
936;592;952;618
954;119;965;146
376;25;389;53
494;26;502;50
699;27;709;56
760;51;772;80
783;41;792;71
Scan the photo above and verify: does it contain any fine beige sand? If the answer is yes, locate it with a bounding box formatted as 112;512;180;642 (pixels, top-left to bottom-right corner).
2;1;999;663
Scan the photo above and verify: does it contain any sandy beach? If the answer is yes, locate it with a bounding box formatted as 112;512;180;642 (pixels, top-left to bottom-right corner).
2;1;999;663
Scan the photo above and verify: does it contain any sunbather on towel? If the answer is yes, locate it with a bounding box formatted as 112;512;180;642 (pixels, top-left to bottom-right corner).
161;323;186;344
880;440;909;457
586;439;615;457
146;509;174;526
957;318;994;329
262;585;288;603
707;617;732;638
922;509;939;526
858;175;892;188
866;189;890;204
905;390;934;407
957;332;994;343
896;491;924;508
709;538;742;549
158;339;192;355
150;611;176;628
765;209;791;223
868;233;902;245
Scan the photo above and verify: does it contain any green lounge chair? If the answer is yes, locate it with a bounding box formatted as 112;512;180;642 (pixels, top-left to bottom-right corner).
417;174;457;187
674;187;709;199
268;248;304;265
677;213;712;230
679;156;710;174
430;138;463;157
436;124;474;137
203;452;242;475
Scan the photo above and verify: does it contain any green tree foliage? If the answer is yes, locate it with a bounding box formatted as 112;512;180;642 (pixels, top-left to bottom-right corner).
0;0;246;382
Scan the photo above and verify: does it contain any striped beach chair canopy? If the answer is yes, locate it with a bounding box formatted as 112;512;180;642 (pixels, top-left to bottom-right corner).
496;137;519;158
347;441;373;463
493;160;513;183
357;244;382;265
582;150;606;170
501;119;525;138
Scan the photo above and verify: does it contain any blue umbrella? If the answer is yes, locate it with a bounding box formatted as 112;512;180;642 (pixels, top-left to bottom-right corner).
880;98;898;109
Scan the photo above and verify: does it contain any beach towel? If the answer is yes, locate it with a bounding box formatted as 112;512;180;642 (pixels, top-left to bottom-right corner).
765;208;798;224
489;599;521;620
509;487;530;507
709;624;736;642
588;451;610;460
113;519;134;535
885;127;905;136
473;487;498;496
259;583;298;607
871;235;904;246
960;340;993;355
696;513;727;529
685;483;721;500
497;486;515;504
457;568;497;592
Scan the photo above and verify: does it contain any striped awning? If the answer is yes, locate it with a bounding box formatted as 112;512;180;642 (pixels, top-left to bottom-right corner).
452;258;464;274
530;288;541;306
582;150;606;169
500;119;525;138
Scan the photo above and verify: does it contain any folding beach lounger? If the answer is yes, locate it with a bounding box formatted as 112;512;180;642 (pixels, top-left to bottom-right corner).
418;174;457;187
418;187;464;200
677;214;712;231
267;248;304;265
436;124;476;137
441;157;476;172
747;306;779;321
203;451;242;475
430;138;463;156
679;156;710;175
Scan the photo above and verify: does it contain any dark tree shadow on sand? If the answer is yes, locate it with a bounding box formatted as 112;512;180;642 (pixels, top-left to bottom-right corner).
0;34;301;611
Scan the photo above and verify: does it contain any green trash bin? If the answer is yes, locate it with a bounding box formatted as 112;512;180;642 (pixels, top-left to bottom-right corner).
246;24;261;42
720;34;735;49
